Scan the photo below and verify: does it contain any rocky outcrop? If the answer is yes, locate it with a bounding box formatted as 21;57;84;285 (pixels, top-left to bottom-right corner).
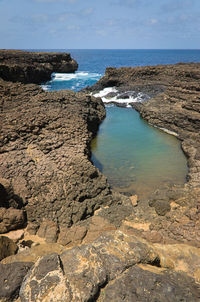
1;52;200;301
0;50;78;84
0;78;129;230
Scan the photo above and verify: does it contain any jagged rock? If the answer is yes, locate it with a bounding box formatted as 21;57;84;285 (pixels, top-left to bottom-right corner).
83;215;116;244
0;236;18;260
0;50;78;84
0;207;25;233
149;198;171;216
0;262;33;302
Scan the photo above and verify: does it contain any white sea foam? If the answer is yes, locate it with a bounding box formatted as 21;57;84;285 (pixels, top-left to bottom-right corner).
41;84;51;91
93;87;118;98
52;71;101;81
93;87;149;107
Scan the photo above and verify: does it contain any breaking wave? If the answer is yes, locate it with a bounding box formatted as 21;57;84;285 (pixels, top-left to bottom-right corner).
93;87;150;107
42;71;102;92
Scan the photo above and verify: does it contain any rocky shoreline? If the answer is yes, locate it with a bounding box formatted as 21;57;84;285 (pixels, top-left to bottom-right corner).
0;51;200;301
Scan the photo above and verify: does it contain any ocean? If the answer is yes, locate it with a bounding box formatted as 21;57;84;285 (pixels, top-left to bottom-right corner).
40;49;200;197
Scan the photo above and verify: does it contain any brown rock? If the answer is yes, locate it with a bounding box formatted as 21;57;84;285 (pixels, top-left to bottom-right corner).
26;222;40;235
0;49;78;84
37;220;59;243
83;215;116;243
18;230;200;301
130;195;138;207
1;229;24;243
57;225;87;246
0;236;18;260
0;207;25;233
19;254;69;302
0;80;123;230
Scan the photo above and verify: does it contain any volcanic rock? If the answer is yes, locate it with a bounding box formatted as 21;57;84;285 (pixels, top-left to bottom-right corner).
0;50;78;84
0;236;17;260
17;230;200;301
0;79;128;230
0;207;26;233
0;261;33;302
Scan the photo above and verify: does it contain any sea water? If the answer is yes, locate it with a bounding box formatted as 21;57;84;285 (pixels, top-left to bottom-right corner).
39;49;200;197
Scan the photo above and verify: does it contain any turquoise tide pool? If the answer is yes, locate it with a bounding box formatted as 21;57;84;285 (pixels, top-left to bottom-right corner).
91;106;187;197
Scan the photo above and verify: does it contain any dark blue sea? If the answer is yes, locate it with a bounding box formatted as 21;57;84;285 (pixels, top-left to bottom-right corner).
37;49;199;197
39;49;200;91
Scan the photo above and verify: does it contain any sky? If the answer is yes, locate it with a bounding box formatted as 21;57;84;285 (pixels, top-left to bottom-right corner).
0;0;200;49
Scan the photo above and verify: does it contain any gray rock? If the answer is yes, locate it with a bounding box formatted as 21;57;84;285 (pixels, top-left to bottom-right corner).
0;262;33;302
19;254;69;302
100;265;200;302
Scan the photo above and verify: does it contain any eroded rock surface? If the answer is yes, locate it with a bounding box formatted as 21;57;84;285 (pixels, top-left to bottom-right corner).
0;50;78;84
0;79;127;229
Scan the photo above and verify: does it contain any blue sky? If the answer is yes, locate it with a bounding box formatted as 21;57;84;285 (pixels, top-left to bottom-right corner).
0;0;200;49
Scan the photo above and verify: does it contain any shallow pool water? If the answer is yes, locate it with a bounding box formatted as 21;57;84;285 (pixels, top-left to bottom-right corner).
91;106;188;198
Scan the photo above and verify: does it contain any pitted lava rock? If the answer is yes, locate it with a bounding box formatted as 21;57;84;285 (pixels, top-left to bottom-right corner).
0;49;78;84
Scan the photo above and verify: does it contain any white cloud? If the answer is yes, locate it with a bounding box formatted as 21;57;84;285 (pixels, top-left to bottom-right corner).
150;18;158;25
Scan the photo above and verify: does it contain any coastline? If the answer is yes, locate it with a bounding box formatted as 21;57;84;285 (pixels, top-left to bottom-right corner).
0;50;200;301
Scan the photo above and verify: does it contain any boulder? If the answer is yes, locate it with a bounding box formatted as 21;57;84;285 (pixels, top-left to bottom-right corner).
37;220;59;243
0;207;25;233
0;236;18;261
57;224;87;246
0;262;33;302
99;264;200;302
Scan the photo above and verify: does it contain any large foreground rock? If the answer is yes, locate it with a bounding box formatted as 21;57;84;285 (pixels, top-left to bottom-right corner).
18;230;200;302
0;50;78;84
